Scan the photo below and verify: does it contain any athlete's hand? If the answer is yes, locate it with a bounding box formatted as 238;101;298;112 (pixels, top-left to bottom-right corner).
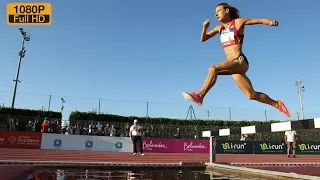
203;19;210;29
269;20;279;27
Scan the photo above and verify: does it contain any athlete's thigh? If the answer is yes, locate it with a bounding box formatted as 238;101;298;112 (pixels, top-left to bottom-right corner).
232;73;255;95
215;59;248;75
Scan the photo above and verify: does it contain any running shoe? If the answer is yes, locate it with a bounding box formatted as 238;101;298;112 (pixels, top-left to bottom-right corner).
182;91;203;106
278;100;290;117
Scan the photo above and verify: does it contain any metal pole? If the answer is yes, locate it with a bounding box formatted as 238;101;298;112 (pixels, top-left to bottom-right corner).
48;95;51;111
210;136;216;163
295;80;305;120
299;91;304;119
264;110;267;121
146;102;149;117
11;28;30;109
229;107;232;121
98;98;101;114
11;39;25;108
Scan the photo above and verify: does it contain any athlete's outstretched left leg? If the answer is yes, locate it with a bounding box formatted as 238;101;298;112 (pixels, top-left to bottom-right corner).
182;58;248;105
232;73;290;117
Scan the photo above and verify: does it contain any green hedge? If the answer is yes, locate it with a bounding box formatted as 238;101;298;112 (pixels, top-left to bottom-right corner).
0;107;62;118
69;111;280;127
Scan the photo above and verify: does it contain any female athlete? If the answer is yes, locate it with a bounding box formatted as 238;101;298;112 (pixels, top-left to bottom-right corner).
182;3;290;117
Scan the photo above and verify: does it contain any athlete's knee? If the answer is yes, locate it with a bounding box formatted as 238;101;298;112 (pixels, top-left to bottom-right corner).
247;91;256;100
208;66;217;75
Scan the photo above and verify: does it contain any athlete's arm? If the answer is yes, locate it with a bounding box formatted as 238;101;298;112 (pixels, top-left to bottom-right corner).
200;25;221;42
239;18;278;26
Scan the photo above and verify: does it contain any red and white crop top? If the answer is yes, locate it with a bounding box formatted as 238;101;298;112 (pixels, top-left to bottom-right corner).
219;19;244;48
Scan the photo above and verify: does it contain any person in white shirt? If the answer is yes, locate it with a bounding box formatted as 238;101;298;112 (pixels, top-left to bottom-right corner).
130;119;144;156
109;125;116;136
285;130;298;158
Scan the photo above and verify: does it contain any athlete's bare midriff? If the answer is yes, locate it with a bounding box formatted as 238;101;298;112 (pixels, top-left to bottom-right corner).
223;44;243;60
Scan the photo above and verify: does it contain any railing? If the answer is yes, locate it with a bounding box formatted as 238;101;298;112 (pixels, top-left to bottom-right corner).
1;114;320;141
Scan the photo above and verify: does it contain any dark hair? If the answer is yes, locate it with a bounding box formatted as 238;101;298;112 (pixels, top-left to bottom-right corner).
217;3;240;20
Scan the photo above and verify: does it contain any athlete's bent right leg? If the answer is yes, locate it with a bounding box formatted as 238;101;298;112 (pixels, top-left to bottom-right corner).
232;73;291;117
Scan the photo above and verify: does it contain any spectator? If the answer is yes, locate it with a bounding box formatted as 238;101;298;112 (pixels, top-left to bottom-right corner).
68;125;74;134
130;119;144;156
41;119;48;133
52;120;60;134
74;124;81;135
104;124;110;136
285;130;297;158
82;126;89;135
109;125;116;136
124;123;130;137
25;121;33;132
89;122;94;135
97;122;102;135
240;134;247;141
15;119;20;131
174;128;180;139
8;118;16;131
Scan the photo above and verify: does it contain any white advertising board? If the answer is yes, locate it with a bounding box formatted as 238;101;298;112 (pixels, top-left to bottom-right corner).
40;133;132;152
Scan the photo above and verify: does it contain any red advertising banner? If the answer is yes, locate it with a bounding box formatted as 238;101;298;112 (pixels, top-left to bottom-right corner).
0;131;42;149
141;138;209;153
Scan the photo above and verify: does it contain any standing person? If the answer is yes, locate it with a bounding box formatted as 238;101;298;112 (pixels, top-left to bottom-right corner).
285;130;297;158
41;119;48;133
182;2;290;118
130;119;144;156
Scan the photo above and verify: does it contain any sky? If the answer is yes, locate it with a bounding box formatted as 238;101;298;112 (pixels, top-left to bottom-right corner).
1;0;320;122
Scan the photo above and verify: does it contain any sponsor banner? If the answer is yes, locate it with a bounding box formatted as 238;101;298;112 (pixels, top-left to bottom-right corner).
296;142;320;154
141;138;209;153
253;141;286;154
40;133;132;152
215;141;320;154
0;131;42;149
215;141;253;154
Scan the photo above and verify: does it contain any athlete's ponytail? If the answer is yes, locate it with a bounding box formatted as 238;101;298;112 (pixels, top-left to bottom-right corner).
217;3;240;20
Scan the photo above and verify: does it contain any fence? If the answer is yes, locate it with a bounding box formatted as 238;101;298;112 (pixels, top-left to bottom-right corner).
68;119;320;142
1;114;320;141
1;90;319;121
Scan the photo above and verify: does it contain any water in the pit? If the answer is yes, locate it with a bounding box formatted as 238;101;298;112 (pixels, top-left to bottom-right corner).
25;168;262;180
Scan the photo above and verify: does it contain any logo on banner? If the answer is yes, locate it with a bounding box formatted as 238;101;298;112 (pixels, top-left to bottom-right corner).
183;141;207;151
0;137;4;144
8;136;17;144
0;132;41;149
143;140;167;150
115;141;123;149
222;142;246;151
260;143;284;151
7;135;40;145
53;139;62;147
85;140;93;148
298;143;320;152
